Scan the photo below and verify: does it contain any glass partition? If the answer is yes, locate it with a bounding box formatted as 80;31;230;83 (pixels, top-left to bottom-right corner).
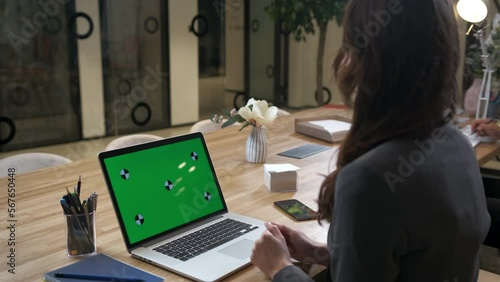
247;0;275;102
197;0;225;78
244;0;287;107
0;0;81;152
100;0;169;136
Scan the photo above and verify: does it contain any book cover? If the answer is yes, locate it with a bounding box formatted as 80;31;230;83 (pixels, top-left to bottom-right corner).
42;253;164;282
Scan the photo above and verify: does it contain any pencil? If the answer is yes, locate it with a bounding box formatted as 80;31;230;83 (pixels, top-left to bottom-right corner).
54;273;144;282
83;200;90;232
76;175;81;196
471;118;495;136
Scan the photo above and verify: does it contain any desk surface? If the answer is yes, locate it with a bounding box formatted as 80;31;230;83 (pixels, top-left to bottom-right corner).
0;107;499;281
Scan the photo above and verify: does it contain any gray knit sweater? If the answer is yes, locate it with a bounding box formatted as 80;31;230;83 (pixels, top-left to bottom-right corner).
273;124;490;282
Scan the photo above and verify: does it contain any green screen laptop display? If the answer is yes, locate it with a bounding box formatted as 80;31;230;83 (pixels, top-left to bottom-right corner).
100;134;226;246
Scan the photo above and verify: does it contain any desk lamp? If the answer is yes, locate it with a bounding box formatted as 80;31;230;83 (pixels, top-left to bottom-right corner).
457;0;492;119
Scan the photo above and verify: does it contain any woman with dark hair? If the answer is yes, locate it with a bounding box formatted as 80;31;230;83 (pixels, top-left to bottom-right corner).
251;0;490;281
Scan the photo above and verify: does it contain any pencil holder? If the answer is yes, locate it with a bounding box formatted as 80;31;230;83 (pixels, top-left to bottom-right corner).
64;212;96;257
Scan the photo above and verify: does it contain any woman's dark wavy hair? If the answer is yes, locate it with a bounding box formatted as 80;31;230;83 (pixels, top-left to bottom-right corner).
317;0;460;223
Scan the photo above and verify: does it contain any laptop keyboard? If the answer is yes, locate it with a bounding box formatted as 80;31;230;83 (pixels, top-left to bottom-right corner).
152;218;259;262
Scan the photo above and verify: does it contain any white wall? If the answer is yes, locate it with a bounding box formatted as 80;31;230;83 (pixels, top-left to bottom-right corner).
223;1;245;108
75;0;105;138
169;1;199;125
225;2;245;92
288;21;343;108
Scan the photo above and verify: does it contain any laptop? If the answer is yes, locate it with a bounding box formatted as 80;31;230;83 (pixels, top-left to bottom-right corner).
98;132;266;282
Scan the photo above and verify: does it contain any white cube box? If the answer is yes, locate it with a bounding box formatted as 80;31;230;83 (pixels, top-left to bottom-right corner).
264;164;299;192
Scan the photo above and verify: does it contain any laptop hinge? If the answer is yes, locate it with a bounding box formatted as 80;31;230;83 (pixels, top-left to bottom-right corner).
139;214;225;248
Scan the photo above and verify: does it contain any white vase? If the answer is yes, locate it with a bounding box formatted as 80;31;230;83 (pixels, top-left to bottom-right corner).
246;126;267;163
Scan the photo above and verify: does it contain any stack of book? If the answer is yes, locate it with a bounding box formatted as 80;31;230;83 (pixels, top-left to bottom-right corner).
294;115;352;143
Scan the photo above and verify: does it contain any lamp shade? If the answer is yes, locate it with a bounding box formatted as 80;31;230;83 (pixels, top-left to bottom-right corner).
457;0;488;23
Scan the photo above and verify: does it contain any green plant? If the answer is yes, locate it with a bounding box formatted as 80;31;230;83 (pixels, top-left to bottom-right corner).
465;15;500;80
265;0;347;105
489;20;500;80
465;41;484;79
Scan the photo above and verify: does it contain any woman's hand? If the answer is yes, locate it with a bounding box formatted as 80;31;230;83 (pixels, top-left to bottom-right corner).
273;223;330;266
472;119;500;140
251;222;293;279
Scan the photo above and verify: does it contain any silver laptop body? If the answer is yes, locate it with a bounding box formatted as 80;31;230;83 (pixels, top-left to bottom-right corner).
98;132;265;281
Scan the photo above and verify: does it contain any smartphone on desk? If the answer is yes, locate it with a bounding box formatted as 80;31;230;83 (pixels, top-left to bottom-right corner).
274;199;318;221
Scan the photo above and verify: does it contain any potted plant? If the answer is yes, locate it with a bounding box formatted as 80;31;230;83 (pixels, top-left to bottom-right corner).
265;0;347;106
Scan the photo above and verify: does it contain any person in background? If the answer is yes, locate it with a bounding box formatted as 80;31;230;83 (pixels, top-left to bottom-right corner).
251;0;491;281
472;118;500;140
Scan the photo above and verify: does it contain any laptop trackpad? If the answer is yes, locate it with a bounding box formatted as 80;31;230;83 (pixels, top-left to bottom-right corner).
218;239;254;260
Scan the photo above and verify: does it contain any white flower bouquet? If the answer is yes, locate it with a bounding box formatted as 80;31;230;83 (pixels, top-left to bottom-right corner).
212;98;278;131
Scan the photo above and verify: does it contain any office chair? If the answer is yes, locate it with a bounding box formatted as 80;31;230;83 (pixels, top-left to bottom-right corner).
277;109;291;116
189;120;227;134
0;153;72;176
105;134;163;151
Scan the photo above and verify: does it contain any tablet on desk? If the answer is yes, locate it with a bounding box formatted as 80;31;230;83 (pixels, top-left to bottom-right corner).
278;144;332;159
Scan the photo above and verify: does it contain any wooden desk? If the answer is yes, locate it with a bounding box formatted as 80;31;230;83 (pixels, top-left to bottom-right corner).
1;107;499;281
288;108;500;166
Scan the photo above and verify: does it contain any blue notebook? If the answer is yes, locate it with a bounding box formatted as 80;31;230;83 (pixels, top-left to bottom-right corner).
43;253;164;282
